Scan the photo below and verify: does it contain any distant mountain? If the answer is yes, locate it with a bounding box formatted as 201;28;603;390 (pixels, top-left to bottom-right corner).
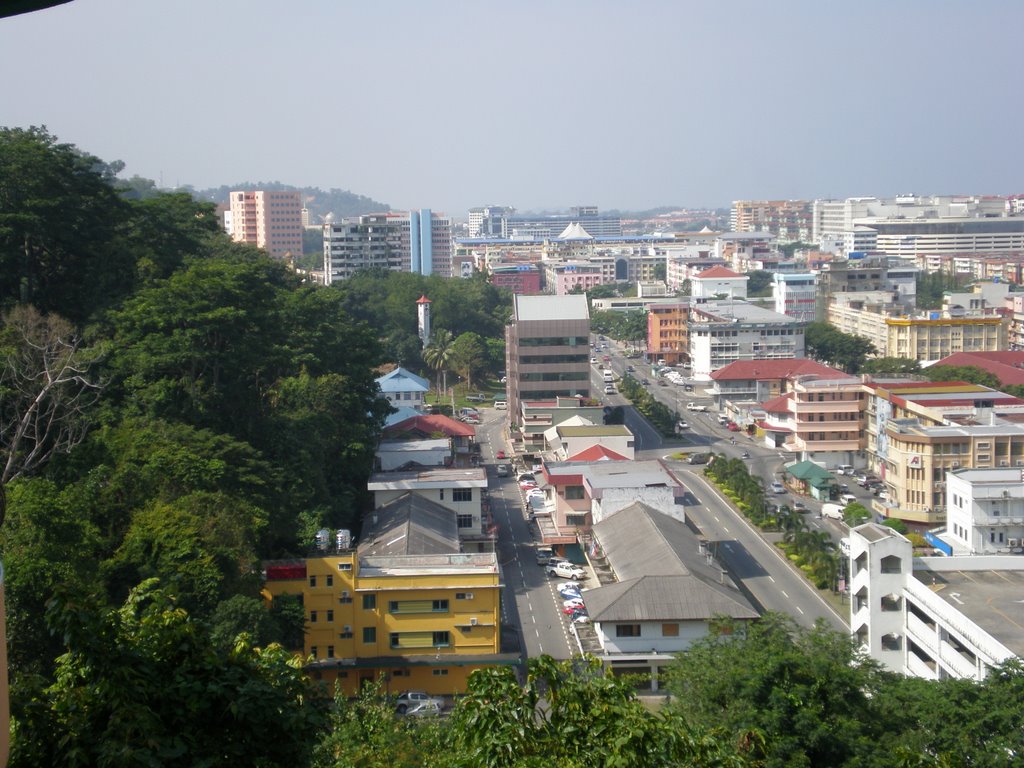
187;182;391;222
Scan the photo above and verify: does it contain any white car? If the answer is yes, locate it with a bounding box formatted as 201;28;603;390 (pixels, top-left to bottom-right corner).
770;482;785;494
525;488;545;500
547;561;586;580
563;597;585;609
603;385;616;394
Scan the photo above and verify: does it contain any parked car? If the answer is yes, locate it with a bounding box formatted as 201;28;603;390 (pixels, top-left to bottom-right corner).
405;699;443;717
822;503;845;520
562;597;585;610
526;489;545;500
547;561;586;580
558;583;583;599
496;450;506;460
519;479;539;489
396;691;443;715
466;394;486;403
686;402;707;412
572;614;591;624
493;400;507;410
535;547;555;565
839;493;858;505
518;473;535;483
590;357;598;364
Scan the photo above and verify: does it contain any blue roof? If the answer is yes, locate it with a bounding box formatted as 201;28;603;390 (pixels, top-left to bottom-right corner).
376;367;430;393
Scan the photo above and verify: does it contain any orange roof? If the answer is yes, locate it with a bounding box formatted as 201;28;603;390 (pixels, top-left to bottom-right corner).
383;414;475;438
694;265;744;279
932;352;1024;386
760;392;793;413
710;359;847;381
567;445;629;462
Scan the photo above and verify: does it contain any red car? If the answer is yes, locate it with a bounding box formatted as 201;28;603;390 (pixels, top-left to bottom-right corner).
726;422;741;431
496;450;506;460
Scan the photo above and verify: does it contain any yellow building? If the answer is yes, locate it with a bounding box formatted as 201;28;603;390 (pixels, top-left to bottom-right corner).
262;495;511;695
827;301;1008;361
866;382;1024;525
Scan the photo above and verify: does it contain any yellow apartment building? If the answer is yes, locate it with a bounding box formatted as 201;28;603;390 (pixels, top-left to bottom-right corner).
827;302;1008;361
866;382;1024;525
262;494;511;695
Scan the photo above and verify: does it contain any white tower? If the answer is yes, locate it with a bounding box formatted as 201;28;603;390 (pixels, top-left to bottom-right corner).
417;295;432;348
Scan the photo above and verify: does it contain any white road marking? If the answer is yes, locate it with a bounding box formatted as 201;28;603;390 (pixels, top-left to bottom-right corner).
780;590;789;598
768;576;776;583
795;606;804;614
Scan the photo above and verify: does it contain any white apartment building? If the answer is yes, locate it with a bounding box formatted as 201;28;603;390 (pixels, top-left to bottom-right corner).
772;272;817;322
849;523;1022;681
688;301;805;381
323;210;452;283
690;266;748;300
944;468;1024;555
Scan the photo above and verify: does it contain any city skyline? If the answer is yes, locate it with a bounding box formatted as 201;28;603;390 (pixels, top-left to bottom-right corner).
1;1;1022;215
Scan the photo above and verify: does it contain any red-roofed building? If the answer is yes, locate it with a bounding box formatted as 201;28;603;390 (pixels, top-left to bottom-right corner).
566;445;630;462
931;351;1024;388
710;358;847;404
691;265;748;300
384;414;477;459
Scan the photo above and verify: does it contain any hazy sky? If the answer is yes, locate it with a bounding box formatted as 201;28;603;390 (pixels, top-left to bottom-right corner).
2;0;1022;216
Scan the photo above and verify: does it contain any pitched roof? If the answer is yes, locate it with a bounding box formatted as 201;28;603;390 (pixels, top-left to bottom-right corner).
584;503;757;622
694;265;745;279
931;352;1024;386
357;492;459;557
558;222;594;240
384;414;475;438
785;460;835;485
567;445;629;462
710;358;847;381
760;392;793;414
376;366;430;393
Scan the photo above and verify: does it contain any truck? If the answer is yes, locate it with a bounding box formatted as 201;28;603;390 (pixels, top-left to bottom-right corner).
686;402;707;412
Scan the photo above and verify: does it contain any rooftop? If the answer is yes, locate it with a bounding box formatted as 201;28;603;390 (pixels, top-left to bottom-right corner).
691;300;799;325
384;413;476;438
376;366;430;393
367;467;488;490
932;351;1024;387
556;425;632;438
711;358;847;381
694;265;745;280
514;293;589;322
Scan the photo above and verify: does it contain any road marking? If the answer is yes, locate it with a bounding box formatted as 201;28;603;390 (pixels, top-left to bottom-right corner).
795;606;804;614
780;590;789;598
768;576;775;583
722;526;729;533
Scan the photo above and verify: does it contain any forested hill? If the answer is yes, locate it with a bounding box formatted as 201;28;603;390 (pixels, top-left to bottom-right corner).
190;182;391;222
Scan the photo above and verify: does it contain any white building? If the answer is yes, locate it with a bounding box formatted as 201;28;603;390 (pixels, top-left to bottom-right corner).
585;460;686;524
690;265;749;300
688;301;806;381
375;367;430;411
367;467;490;543
772;272;817;322
849;523;1022;681
584;502;758;688
944;468;1024;555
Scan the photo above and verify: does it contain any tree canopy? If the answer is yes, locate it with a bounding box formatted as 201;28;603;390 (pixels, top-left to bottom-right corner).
805;321;877;372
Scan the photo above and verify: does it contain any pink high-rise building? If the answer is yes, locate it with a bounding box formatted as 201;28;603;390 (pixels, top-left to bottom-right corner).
229;190;304;260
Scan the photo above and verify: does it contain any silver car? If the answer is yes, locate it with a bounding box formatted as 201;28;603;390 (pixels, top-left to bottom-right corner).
395;690;443;715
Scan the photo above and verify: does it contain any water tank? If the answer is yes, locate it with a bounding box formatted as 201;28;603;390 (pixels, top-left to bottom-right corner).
315;528;330;550
336;529;352;551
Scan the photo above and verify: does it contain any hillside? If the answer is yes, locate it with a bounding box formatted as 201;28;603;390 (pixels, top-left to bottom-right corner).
189;181;391;222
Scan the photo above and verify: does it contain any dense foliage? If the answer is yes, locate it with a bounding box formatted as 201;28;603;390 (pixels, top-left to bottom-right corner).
805;321;877;372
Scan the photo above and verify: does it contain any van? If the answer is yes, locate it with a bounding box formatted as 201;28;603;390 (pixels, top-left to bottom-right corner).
602;370;614;382
839;493;858;506
717;414;729;425
837;464;854;476
822;503;845;520
493;400;507;410
535;547;554;566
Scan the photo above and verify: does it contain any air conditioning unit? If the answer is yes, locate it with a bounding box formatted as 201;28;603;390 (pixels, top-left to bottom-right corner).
341;590;349;598
1000;460;1009;467
469;617;479;626
342;625;352;633
1016;461;1024;467
1009;539;1020;548
464;592;474;600
951;461;960;468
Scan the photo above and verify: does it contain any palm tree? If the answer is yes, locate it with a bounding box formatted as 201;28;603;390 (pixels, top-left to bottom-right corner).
422;329;454;399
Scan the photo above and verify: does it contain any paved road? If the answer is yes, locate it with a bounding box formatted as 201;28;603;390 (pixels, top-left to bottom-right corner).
477;411;577;659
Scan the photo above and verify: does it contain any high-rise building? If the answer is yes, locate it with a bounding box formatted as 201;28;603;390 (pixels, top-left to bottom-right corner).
468;205;622;239
730;200;813;243
322;210;453;284
505;295;591;425
228;190;304;259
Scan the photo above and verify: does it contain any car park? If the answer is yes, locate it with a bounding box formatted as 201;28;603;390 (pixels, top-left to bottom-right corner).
396;691;443;715
547;561;586;580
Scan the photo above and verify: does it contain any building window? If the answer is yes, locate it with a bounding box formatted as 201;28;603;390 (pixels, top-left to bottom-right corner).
453;488;472;502
326;575;333;587
327;645;335;659
309;575;317;588
339;593;353;604
337;562;352;571
432;669;449;676
616;624;641;638
310;646;317;658
457;514;474;528
326;610;334;623
310;611;318;623
565;485;585;500
389;631;451;649
362;594;376;610
566;514;587;527
388;600;449;614
362;627;376;644
662;623;679;637
455;592;473;600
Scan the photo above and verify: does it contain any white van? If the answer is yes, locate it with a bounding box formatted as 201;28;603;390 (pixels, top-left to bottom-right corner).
493;400;507;410
839;493;858;506
822;503;845;520
603;370;614;383
836;464;854;476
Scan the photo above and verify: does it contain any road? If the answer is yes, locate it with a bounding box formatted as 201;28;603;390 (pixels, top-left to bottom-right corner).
477;410;576;659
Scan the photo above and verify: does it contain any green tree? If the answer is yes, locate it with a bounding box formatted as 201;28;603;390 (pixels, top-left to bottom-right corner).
922;364;1001;389
916;271;969;311
860;357;922;376
843;501;871;527
423;328;455;397
746;270;773;296
0;126;133;323
805;321;877;372
448;332;487;391
13;579;325;767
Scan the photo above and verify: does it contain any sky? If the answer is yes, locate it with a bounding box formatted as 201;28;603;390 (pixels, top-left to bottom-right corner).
2;0;1022;217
